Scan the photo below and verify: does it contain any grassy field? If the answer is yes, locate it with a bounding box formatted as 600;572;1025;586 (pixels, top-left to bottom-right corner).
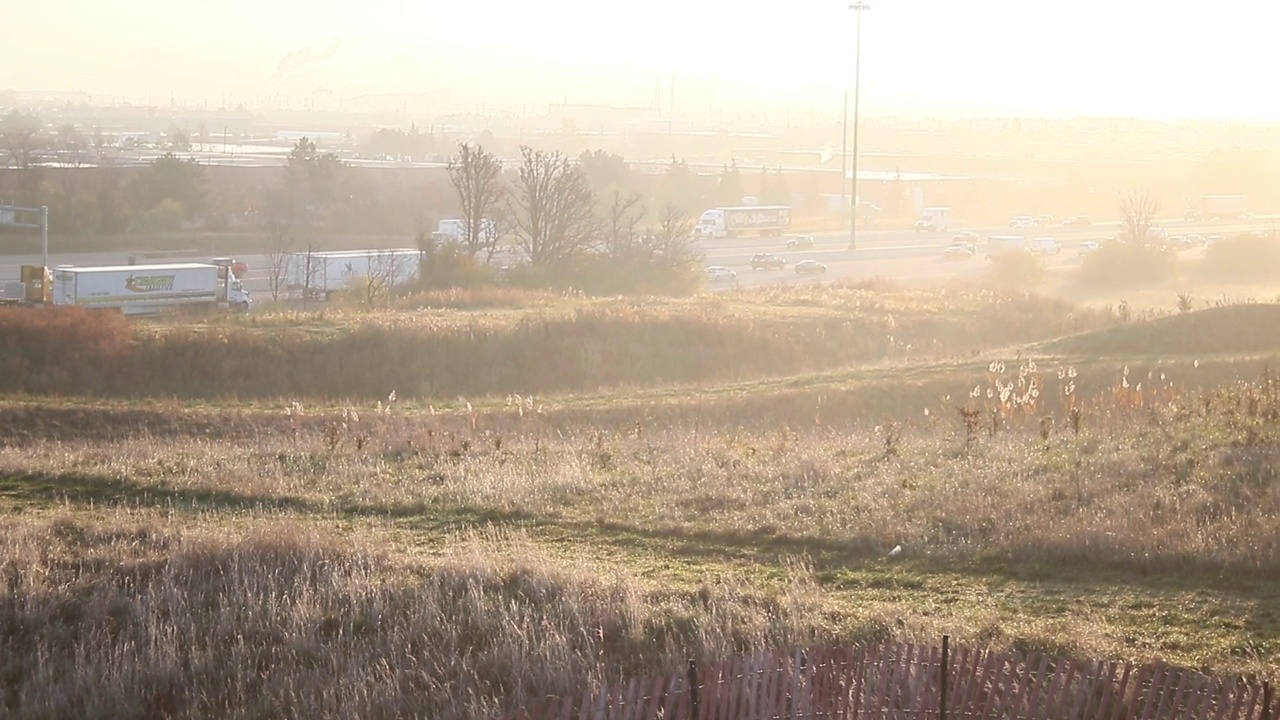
2;286;1279;718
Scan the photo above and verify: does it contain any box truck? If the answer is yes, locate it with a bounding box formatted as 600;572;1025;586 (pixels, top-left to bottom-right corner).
693;206;791;239
287;248;421;300
45;262;251;315
915;207;952;233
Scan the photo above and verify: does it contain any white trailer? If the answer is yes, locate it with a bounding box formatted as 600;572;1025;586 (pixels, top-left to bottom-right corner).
287;248;421;300
49;263;252;315
433;218;497;244
1184;194;1247;221
984;235;1026;259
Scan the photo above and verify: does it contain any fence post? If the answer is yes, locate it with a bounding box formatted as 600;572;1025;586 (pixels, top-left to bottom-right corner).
1263;680;1272;720
939;635;949;720
688;658;699;720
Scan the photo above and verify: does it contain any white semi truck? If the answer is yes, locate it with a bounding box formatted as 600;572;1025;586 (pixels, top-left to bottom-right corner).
693;206;791;239
287;248;421;300
45;262;252;315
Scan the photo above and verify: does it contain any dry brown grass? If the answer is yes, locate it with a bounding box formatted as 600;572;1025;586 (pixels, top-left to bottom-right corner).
5;291;1280;717
1041;303;1280;357
3;371;1280;717
3;374;1280;718
0;516;826;719
0;288;1116;401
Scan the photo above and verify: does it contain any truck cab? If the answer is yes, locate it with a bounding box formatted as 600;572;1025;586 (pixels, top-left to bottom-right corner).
210;260;252;311
694;209;728;239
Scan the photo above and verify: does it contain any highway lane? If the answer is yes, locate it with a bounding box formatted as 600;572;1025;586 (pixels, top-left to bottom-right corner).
0;218;1264;297
716;246;1095;291
702;217;1272;263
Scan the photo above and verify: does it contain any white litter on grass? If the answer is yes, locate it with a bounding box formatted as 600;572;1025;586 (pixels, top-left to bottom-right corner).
889;545;903;557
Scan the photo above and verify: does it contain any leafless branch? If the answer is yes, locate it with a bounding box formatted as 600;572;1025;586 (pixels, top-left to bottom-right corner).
446;142;505;259
513;147;598;268
1118;189;1162;244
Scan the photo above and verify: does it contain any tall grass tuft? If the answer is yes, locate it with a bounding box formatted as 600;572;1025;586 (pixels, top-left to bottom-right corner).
0;518;830;719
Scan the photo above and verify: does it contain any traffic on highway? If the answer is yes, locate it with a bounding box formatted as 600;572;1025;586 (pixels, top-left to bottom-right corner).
2;210;1275;301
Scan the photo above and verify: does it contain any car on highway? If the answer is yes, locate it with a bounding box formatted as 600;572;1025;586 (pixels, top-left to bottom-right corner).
705;266;737;282
1076;241;1100;257
1163;235;1195;250
1239;212;1258;220
750;253;787;270
1034;214;1055;226
1205;234;1225;246
1060;216;1093;227
1009;216;1035;229
943;242;977;260
953;231;980;243
793;260;828;275
786;235;815;249
1186;234;1207;247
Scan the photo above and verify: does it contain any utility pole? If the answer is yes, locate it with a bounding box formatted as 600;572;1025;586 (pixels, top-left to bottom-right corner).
840;90;848;224
849;2;870;250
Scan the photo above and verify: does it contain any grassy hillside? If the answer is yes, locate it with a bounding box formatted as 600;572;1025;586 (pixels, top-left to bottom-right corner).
2;288;1278;719
1041;303;1280;357
0;285;1113;400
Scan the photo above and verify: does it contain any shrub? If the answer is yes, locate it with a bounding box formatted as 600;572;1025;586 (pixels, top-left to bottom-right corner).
1201;233;1280;283
0;306;134;393
1076;242;1176;288
417;241;495;289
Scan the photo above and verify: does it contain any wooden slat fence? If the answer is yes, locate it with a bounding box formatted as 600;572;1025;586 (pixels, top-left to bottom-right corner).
495;640;1275;720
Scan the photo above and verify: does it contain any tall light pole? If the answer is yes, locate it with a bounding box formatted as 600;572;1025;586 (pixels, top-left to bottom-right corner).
848;1;870;250
839;90;848;220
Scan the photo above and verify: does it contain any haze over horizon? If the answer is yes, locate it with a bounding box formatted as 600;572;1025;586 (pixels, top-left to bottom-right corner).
4;0;1279;121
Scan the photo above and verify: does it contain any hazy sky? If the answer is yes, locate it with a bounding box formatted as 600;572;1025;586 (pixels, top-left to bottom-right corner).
4;0;1278;120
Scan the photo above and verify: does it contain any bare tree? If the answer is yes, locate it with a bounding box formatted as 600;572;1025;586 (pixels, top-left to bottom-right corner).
300;239;325;308
1;110;46;203
645;202;701;269
1;110;42;169
513;147;597;268
601;191;647;263
446;142;505;259
1119;189;1162;244
264;224;294;302
362;249;417;307
485;201;520;267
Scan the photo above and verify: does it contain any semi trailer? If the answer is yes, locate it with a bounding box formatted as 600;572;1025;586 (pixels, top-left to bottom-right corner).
7;261;251;314
286;248;421;300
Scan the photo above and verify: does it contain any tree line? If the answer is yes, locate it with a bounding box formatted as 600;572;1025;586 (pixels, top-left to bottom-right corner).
424;143;707;293
254;140;716;298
